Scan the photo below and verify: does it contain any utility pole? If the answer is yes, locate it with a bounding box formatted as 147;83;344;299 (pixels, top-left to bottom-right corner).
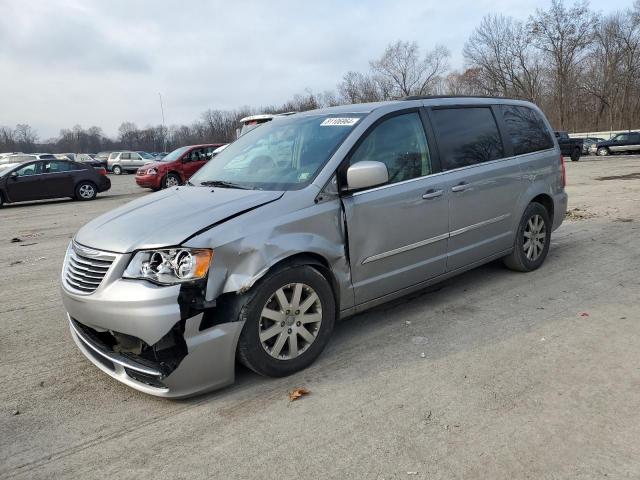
159;92;167;151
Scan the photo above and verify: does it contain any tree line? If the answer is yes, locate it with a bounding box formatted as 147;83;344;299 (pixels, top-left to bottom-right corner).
1;0;638;155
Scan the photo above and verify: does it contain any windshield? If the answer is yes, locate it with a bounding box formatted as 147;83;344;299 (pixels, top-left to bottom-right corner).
161;146;190;162
191;114;364;190
138;152;154;160
0;163;21;175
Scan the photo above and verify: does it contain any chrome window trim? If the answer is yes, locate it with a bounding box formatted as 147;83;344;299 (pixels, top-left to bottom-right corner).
361;213;512;264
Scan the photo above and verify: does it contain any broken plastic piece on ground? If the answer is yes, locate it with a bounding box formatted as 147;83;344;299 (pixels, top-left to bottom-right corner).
580;312;590;317
288;387;310;401
10;238;22;243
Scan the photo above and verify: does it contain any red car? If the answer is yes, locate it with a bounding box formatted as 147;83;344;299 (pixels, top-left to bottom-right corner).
135;144;224;190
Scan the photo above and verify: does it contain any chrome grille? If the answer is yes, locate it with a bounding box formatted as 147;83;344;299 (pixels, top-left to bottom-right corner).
64;243;115;294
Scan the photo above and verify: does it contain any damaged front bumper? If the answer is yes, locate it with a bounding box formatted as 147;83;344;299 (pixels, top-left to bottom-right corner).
61;248;244;398
67;313;243;398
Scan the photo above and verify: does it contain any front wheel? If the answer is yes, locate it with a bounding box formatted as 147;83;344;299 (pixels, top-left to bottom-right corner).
163;173;181;189
75;181;97;201
237;265;336;377
503;202;551;272
597;147;609;156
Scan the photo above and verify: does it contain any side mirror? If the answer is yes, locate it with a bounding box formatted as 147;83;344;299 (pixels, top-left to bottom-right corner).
10;171;18;179
346;161;389;190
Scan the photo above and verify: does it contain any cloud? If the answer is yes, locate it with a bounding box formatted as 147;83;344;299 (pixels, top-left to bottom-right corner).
0;0;631;138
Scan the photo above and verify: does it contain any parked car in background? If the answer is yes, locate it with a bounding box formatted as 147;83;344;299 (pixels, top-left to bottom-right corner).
0;158;110;207
582;137;605;154
591;131;640;156
135;143;224;190
1;153;57;165
237;112;296;138
62;97;567;397
94;151;111;165
56;153;77;162
107;151;155;174
75;153;108;170
554;131;583;161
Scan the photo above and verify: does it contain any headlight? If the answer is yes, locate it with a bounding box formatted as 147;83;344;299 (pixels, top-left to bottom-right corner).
123;248;213;284
147;168;157;175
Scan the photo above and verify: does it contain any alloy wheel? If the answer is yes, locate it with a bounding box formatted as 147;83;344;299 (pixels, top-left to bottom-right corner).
523;214;546;261
166;175;180;187
79;184;95;199
259;283;322;360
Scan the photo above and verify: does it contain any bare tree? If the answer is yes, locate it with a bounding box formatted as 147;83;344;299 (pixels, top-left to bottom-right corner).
370;41;449;98
528;0;596;129
14;124;38;151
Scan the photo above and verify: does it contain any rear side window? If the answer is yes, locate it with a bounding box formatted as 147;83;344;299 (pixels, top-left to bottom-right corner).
430;107;504;170
349;112;432;185
43;161;73;173
503;106;554;155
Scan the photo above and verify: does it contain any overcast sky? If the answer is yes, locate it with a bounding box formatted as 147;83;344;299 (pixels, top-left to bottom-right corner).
0;0;632;139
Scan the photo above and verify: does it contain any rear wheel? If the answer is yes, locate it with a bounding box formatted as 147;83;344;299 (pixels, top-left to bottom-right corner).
571;147;580;161
75;181;97;201
112;165;122;175
163;173;181;189
237;265;335;377
597;147;610;156
503;202;551;272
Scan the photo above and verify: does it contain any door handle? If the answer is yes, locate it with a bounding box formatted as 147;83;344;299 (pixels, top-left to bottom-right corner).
451;182;468;192
422;189;443;200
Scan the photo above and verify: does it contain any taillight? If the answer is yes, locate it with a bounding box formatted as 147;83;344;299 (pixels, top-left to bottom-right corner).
96;167;107;176
560;155;566;187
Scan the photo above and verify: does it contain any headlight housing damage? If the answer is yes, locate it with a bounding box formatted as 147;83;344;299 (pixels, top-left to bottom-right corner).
124;248;213;285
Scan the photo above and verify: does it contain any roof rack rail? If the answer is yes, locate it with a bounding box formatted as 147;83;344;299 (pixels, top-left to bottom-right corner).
401;95;517;101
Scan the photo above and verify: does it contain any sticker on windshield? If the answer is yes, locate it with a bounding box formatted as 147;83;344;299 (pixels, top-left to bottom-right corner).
320;117;360;126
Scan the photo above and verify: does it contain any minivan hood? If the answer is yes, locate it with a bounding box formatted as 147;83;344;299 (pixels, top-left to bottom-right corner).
75;186;284;253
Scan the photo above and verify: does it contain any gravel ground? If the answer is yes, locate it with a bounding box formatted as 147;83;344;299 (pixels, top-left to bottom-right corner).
1;155;639;479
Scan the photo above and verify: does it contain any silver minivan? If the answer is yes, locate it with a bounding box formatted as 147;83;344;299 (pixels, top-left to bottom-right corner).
61;97;567;398
107;151;154;174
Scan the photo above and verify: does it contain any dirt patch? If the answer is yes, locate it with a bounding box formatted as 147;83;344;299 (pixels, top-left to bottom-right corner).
596;172;640;181
566;207;596;221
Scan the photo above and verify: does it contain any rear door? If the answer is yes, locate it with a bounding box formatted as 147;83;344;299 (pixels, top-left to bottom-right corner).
41;160;76;197
428;105;524;271
342;110;449;305
5;162;45;201
609;134;629;153
623;133;640;152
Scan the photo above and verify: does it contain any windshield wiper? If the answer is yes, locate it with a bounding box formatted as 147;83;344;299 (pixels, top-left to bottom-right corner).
200;180;251;190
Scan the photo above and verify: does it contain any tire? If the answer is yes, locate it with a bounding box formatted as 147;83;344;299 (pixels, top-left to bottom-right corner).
571;148;580;161
0;193;4;208
112;165;122;175
75;181;97;201
503;202;551;272
597;147;609;157
162;173;181;189
237;265;336;377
